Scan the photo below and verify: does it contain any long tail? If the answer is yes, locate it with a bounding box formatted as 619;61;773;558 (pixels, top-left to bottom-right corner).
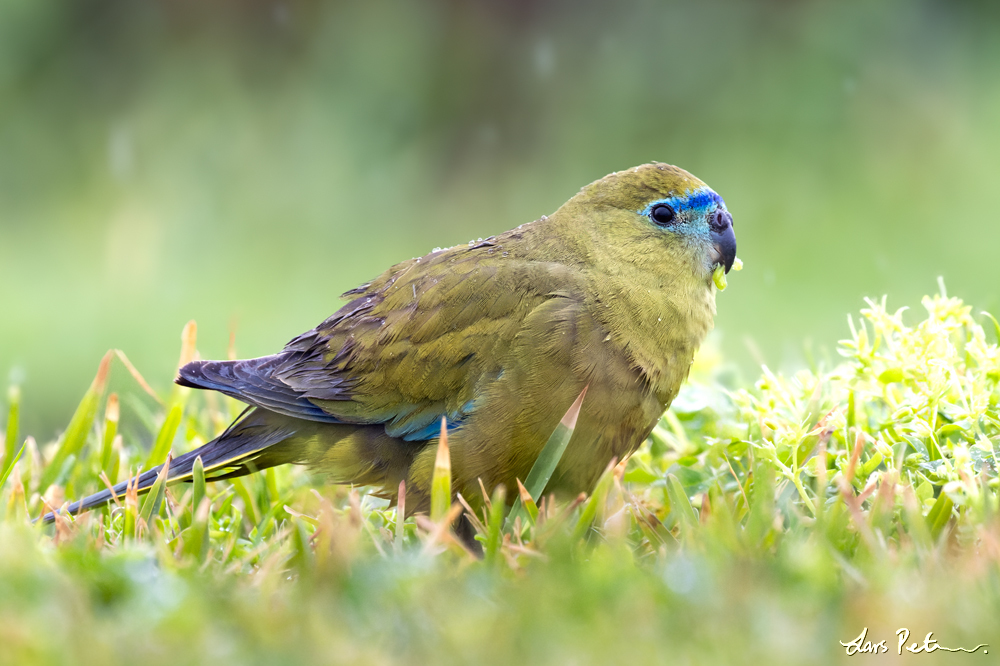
41;408;300;523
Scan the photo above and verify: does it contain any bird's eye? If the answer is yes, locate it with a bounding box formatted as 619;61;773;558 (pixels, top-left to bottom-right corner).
649;204;676;226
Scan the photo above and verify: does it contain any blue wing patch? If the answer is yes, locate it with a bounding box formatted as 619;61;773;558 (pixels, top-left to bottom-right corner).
397;417;465;442
385;399;475;442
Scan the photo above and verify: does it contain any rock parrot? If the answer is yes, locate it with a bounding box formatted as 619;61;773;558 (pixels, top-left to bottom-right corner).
48;163;737;523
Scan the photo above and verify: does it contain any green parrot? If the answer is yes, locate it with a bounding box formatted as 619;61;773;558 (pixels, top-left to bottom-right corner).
47;162;736;524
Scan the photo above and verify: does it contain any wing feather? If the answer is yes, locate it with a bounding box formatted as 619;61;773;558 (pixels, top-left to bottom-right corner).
176;241;587;441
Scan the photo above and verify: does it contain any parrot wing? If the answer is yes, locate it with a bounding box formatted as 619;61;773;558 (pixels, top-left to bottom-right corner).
177;239;586;442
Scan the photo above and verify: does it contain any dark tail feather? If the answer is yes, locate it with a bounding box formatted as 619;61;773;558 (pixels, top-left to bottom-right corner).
41;408;299;524
176;357;342;423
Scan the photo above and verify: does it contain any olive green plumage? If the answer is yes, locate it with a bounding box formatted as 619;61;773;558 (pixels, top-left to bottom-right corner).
51;163;737;521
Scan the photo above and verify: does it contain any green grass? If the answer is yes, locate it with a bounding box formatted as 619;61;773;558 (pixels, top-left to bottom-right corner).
2;287;1000;665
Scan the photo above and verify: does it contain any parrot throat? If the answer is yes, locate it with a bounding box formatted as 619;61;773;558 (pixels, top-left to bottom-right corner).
587;262;716;408
512;206;718;410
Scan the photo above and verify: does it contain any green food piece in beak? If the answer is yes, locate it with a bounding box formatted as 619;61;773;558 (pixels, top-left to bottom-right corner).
713;264;728;291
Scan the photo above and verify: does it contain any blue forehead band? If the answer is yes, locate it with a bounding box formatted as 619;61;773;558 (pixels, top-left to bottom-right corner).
638;188;725;216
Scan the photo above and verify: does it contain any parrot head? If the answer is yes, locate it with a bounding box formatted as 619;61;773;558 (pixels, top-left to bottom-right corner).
567;163;737;284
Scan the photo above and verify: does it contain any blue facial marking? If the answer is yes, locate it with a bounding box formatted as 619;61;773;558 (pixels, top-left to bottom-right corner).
637;187;725;218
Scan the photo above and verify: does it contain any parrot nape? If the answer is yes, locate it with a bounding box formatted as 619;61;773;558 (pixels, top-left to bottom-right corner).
45;163;737;534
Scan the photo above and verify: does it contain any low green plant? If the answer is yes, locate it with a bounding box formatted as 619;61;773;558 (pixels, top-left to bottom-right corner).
1;286;998;665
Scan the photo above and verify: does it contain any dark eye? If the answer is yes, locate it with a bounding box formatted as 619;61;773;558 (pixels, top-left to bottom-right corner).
649;204;676;226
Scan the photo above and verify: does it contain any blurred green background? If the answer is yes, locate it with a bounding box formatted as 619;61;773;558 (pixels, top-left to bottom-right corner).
3;0;999;437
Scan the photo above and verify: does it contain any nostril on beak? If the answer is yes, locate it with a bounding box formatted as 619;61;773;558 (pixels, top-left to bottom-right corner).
710;210;733;232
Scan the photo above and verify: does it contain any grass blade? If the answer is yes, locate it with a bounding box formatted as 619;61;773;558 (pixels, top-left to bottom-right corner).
571;458;616;541
113;349;162;404
183;497;211;562
191;455;206;518
142;322;198;470
0;442;25;491
146;402;183;469
122;471;139;538
484;484;506;564
901;486;933;549
138;455;171;528
39;352;112;492
666;473;699;533
230;477;259;527
5;464;26;522
430;418;451;522
289;517;315;577
516;479;539;524
3;385;20;477
508;386;588;526
525;386;587;500
99;393;119;477
395;480;406;552
926;491;954;541
981;311;1000;343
